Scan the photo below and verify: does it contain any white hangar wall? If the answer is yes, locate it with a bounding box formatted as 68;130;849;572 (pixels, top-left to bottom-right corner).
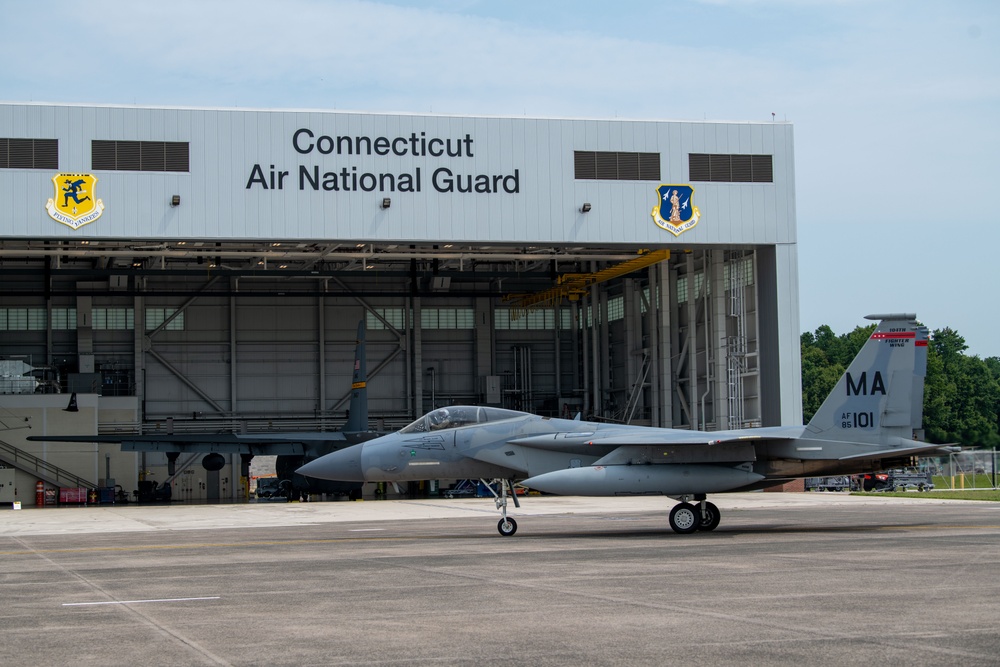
0;103;795;246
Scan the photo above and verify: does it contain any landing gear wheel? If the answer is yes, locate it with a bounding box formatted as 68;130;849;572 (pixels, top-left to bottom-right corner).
497;517;518;537
669;502;699;534
696;501;721;532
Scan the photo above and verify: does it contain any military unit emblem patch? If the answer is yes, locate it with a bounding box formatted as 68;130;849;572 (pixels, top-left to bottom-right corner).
46;173;104;229
651;184;699;236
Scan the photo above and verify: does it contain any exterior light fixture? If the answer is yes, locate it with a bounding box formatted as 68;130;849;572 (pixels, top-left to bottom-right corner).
581;203;592;213
381;197;391;209
170;195;181;207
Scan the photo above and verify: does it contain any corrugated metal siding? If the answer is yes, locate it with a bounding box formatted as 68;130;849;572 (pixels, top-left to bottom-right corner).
1;103;796;245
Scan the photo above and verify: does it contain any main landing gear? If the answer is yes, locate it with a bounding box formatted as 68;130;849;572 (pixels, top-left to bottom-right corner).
482;478;519;536
478;484;721;537
668;496;720;534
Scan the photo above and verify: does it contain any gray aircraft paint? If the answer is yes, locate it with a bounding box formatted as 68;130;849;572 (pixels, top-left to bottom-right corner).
297;314;956;534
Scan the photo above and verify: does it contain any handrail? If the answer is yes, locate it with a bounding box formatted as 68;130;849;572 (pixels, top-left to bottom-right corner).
623;352;652;425
0;438;97;489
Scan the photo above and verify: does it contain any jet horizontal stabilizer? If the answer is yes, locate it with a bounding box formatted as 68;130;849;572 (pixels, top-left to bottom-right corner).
580;429;775;447
837;442;959;461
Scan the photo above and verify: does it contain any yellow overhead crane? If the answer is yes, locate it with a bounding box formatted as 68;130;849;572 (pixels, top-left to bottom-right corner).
503;248;670;319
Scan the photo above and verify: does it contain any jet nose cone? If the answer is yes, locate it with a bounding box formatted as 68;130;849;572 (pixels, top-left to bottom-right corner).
296;445;365;482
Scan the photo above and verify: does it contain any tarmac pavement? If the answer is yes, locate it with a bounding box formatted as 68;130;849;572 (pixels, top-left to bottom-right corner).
2;492;999;666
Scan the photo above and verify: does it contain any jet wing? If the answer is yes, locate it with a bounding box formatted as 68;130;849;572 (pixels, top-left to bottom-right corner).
509;425;794;450
579;431;954;466
506;427;780;467
25;432;353;455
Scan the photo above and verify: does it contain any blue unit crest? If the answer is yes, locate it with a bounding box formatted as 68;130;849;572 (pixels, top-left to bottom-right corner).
651;184;700;236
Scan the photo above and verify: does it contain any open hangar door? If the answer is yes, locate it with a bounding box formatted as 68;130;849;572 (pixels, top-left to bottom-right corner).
0;239;770;434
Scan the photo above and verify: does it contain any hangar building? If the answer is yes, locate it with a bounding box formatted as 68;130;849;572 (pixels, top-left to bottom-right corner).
0;102;799;504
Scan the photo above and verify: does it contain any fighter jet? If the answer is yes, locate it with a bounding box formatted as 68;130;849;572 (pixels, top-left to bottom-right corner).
298;313;958;535
29;321;380;500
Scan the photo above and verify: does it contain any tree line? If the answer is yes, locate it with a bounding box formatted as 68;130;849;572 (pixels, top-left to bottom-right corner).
801;324;1000;447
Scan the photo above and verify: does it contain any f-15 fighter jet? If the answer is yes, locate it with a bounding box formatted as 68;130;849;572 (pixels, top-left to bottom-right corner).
299;314;955;536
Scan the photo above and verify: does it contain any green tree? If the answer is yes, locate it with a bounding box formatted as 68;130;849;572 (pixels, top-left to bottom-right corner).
930;327;968;368
922;342;951;443
800;339;842;423
982;356;1000;383
923;328;1000;447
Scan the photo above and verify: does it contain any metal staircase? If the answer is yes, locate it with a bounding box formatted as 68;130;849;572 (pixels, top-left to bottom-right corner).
0;438;97;489
726;257;747;430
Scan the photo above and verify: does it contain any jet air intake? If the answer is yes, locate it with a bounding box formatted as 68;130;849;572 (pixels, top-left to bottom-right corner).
522;464;763;496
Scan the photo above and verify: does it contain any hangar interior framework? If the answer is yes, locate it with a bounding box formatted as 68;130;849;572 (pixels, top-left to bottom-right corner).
0;103;799;501
0;241;764;430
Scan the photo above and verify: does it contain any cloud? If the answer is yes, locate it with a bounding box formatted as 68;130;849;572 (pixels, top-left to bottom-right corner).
3;0;998;352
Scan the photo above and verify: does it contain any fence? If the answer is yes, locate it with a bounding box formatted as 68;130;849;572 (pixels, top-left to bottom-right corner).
931;450;999;491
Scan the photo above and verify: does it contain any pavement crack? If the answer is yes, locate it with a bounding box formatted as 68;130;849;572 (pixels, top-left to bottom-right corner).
11;537;232;666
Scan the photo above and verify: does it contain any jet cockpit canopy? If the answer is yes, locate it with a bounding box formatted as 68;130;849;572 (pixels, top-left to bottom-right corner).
400;406;526;433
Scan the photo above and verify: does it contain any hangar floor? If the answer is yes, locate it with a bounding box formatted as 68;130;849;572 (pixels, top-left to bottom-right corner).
3;494;999;666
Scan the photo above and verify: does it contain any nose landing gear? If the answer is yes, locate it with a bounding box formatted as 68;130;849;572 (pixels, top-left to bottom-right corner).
484;478;520;536
498;516;518;536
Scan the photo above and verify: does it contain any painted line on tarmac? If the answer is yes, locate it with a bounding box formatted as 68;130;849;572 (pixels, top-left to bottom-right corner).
0;532;452;557
63;596;221;607
876;524;1000;531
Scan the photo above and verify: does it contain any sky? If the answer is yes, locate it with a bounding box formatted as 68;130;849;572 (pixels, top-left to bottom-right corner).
2;0;998;356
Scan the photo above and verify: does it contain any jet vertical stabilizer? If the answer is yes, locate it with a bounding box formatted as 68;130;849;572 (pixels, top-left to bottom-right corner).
804;313;928;443
342;319;368;434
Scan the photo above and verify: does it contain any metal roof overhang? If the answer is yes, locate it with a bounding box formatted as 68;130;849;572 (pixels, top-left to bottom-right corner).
0;238;675;301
